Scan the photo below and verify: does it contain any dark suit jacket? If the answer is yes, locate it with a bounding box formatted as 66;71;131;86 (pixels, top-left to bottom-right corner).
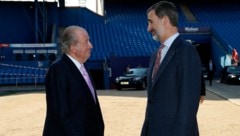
141;36;202;136
43;54;104;136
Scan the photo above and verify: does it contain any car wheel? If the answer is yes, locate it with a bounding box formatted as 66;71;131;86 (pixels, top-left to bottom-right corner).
142;81;146;89
137;81;146;90
226;80;231;85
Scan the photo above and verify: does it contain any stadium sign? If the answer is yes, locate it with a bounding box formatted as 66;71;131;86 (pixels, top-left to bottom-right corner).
9;43;57;48
179;27;211;33
185;27;198;32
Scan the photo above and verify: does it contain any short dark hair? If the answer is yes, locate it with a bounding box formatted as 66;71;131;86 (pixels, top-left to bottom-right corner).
147;1;178;26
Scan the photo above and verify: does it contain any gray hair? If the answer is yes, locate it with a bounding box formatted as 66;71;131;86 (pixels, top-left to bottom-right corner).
147;1;178;26
60;25;81;53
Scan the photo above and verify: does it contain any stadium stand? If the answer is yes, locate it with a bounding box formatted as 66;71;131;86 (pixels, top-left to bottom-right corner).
0;1;240;88
189;3;240;52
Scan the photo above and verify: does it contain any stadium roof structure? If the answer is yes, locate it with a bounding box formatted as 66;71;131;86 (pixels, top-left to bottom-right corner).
0;0;104;16
0;0;87;7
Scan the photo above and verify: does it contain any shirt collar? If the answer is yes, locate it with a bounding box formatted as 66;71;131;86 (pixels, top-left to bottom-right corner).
163;32;179;48
66;54;83;70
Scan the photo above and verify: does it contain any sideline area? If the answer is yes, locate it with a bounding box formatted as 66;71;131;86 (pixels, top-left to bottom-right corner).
1;80;240;105
205;80;240;105
0;80;240;136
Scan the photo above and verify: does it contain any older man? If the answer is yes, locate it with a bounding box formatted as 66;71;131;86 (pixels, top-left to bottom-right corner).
43;26;104;136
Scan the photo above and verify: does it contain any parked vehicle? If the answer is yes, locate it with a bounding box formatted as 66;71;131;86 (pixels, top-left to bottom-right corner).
115;67;147;90
220;65;240;84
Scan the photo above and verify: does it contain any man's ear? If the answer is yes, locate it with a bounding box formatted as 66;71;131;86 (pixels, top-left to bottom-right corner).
162;16;169;26
69;45;76;54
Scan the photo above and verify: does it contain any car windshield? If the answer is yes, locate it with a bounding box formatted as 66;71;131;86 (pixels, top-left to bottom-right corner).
125;68;147;76
227;66;240;73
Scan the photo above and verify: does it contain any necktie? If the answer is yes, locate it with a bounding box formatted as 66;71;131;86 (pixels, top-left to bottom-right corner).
80;64;96;103
152;45;165;81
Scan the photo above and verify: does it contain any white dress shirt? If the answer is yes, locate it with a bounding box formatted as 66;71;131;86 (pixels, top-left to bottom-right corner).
160;32;179;63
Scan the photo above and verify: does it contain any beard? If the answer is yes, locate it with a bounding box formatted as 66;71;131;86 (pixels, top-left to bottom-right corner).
152;34;159;41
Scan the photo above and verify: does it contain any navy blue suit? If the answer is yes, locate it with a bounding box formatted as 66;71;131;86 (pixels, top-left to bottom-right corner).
43;54;104;136
141;36;202;136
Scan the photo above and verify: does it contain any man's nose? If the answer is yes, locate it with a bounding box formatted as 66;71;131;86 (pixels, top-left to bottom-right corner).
147;25;152;32
89;42;93;49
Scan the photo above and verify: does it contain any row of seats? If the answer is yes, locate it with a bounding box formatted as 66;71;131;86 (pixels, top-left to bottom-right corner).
189;3;240;22
81;23;159;60
189;3;240;52
0;64;47;85
0;76;45;85
105;2;148;23
0;68;47;76
2;2;240;85
85;2;240;61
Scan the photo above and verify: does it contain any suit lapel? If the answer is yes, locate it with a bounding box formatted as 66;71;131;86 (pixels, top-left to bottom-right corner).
62;54;98;103
147;51;157;90
62;54;92;91
62;54;83;79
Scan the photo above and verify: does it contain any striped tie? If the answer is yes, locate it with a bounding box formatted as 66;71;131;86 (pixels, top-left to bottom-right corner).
152;45;165;81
